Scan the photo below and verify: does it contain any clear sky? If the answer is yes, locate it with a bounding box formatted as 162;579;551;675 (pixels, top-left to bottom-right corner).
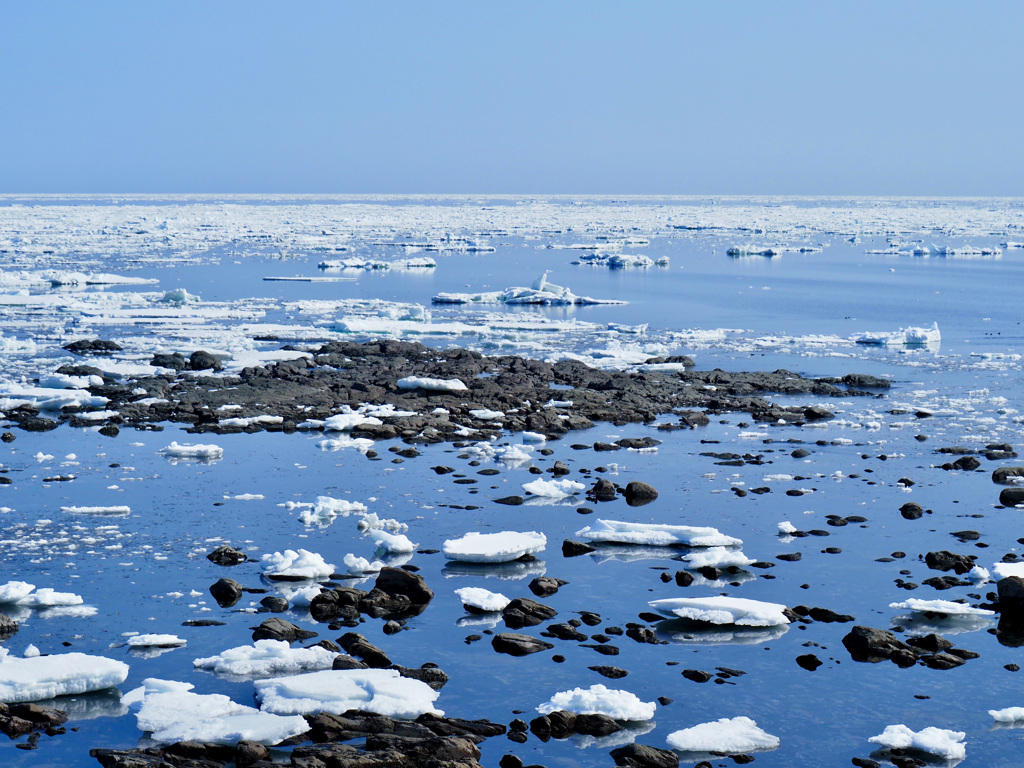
2;2;1021;195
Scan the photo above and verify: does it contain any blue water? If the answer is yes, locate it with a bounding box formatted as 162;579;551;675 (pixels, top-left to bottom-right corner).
1;197;1022;767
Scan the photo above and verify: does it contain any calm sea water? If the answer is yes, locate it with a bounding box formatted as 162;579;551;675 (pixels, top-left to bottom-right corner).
1;196;1022;767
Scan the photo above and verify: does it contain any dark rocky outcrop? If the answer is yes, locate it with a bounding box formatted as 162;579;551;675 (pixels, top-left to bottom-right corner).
206;545;248;566
610;743;680;768
251;617;318;643
491;633;554;656
209;578;244;608
502;598;558;629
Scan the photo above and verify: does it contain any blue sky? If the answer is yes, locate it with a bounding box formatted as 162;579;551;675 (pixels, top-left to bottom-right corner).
2;2;1021;195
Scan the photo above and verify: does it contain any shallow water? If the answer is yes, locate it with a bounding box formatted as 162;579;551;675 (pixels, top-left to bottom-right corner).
1;196;1022;766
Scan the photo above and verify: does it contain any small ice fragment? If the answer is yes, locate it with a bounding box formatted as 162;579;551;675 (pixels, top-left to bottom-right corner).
127;634;186;648
681;547;754;570
368;530;416;554
777;521;797;534
538;684;656;721
0;582;36;604
342;553;383;574
60;505;131;515
454;587;510;612
666;716;780;753
989;706;1024;723
867;724;966;760
159;442;224;460
261;549;335;581
575;519;742;548
522;478;584;498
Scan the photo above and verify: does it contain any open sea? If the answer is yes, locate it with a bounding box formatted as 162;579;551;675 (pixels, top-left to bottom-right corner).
1;195;1022;767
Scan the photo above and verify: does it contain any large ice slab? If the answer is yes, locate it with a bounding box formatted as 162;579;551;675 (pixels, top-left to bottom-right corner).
443;531;547;563
575;519;742;548
868;724;966;760
855;322;940;346
888;599;995;617
649;597;790;627
193;639;337;678
0;649;129;703
254;668;442;718
666;716;780;753
262;549;335;580
993;562;1024;579
537;684;656;721
159;442;224;460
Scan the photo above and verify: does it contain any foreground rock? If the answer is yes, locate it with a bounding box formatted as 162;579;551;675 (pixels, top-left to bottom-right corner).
31;341;889;440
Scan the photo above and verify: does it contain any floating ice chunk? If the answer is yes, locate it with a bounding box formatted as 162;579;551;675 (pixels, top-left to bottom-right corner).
298;496;368;526
681;547;754;570
159;442;224;460
255;668;442;718
989;707;1024;723
357;513;408;533
454;587;510;612
443;531;547;563
193;639;337;678
867;724;966;761
497;444;534;465
323;412;383;431
368;530;415;554
522;478;585;498
855;322;940;346
159;288;200;304
23;645;39;658
522;431;547;443
317;436;375;453
575;519;742;548
60;505;131;515
397;376;468;392
777;521;797;535
666;716;780;753
968;565;990;584
0;581;36;604
538;684;656;721
993;562;1024;579
888;599;995;617
649;596;790;627
469;408;504;421
343;553;384;574
127;634;186;648
279;585;322;608
262;549;335;581
219;415;284;428
0;649;129;703
17;588;84;607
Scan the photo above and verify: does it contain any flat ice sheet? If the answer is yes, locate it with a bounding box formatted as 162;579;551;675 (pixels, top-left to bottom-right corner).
193;639;337;678
0;650;129;703
442;531;547;563
649;596;790;627
254;668;442;718
575;519;742;548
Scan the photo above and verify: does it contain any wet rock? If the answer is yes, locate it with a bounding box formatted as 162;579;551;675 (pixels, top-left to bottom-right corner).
899;502;924;520
993;466;1024;484
339;632;392;667
0;432;14;443
803;406;833;420
682;669;713;683
0;614;18;640
674;571;694;587
625;627;659;644
842;625;916;663
806;607;854;623
251;617;318;643
189;350;223;371
796;654;822;671
562;539;595;557
950;456;981;471
0;703;68;739
529;577;568;597
551;460;572;474
610;743;680;768
495;495;525;506
575;713;622;737
391;665;449;690
373;567;435;605
791;448;810;458
491;633;555;656
999;487;1024;507
905;634;953;653
918;652;965;670
623;481;659;506
151;352;188;371
922;575;969;591
777;553;802;562
588;478;618;501
544;623;588;642
332;655;369;670
503;598;558;629
209;578;244;608
63;339;122;355
234;740;269;768
206;545;248;566
998;576;1024;619
617;437;661;450
924;550;974;575
309;586;366;622
259;596;289;613
590;665;628;678
851;759;881;768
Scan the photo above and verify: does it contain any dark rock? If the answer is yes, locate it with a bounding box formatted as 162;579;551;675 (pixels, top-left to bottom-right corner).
495;495;525;506
209;578;244;608
674;571;694;586
899;502;924;520
0;432;14;443
623;481;659;506
0;614;18;640
391;665;449;690
339;632;392;667
993;466;1024;484
777;553;802;562
562;539;595;557
206;545;248;566
918;652;966;670
791;448;810;458
842;625;916;663
906;634;953;653
950;455;981;471
922;575;969;591
151;352;187;371
492;633;554;656
189;350;223;371
807;607;854;623
682;669;713;683
251;617;318;643
234;740;270;768
574;713;622;737
616;437;661;450
529;577;568;597
803;405;834;420
796;654;822;671
259;596;289;612
999;487;1024;507
503;598;558;629
589;665;628;679
924;550;974;575
63;339;122;355
332;655;369;670
588;478;618;501
373;567;435;605
998;576;1024;618
625;627;659;644
610;743;680;768
851;759;881;768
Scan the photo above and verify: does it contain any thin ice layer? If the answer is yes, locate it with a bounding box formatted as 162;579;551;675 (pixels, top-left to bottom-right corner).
666;716;780;752
0;650;129;703
575;519;742;548
649;596;790;627
442;531;547;563
867;724;966;760
537;684;656;721
254;668;442;719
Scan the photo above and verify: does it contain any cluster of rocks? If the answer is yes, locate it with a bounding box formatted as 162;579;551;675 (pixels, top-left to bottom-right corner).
842;626;979;670
14;340;897;440
0;702;68;745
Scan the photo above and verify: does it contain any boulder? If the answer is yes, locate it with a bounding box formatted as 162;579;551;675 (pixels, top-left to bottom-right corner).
1000;487;1024;507
502;598;557;629
206;545;248;566
924;551;974;575
899;502;924;520
491;633;554;656
588;478;618;501
251;617;318;643
338;632;392;668
529;577;567;597
610;743;680;768
623;481;659;506
993;466;1024;484
209;578;243;608
189;350;222;371
842;625;916;663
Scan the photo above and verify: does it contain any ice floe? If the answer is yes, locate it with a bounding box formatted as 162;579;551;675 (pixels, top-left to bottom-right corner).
867;724;966;761
193;639;337;678
855;322;941;346
432;272;626;306
537;684;656;721
522;477;585;498
126;634;186;648
60;505;131;515
574;519;742;548
0;648;129;703
989;706;1024;723
649;596;790;627
367;529;416;554
261;549;335;580
443;531;547;563
254;668;442;718
666;716;780;753
158;442;224;461
888;599;995;617
454;587;510;613
993;562;1024;579
296;496;368;526
680;547;755;570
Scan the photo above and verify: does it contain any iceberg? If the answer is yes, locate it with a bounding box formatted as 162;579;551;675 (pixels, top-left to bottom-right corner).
666;716;779;753
649;596;790;627
538;684;656;721
868;724;966;761
262;548;335;581
193;639;338;679
255;668;442;718
0;649;129;703
443;531;547;563
575;519;742;548
855;322;940;346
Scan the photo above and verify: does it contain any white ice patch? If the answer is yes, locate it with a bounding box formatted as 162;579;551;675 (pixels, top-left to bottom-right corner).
262;549;335;580
15;588;84;607
342;553;384;574
127;634;186;648
0;649;129;703
537;684;656;721
454;587;510;612
681;547;755;570
649;596;790;627
443;531;547;563
867;724;966;761
666;716;780;753
368;530;416;554
522;478;584;498
60;505;131;515
777;521;797;534
469;408;505;421
989;707;1024;723
993;562;1024;579
888;599;995;617
396;376;468;392
855;322;941;346
297;496;368;526
158;442;224;460
575;519;742;548
193;639;337;678
254;668;442;719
